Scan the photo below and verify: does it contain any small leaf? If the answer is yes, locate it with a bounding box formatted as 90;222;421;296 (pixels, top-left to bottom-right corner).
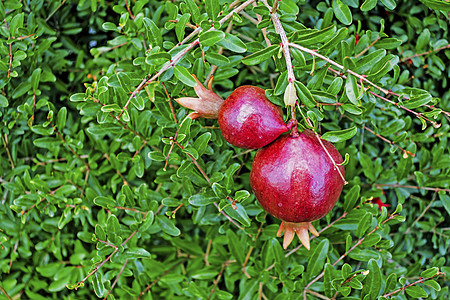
361;0;378;11
217;33;247;53
306;239;330;280
242;45;279;65
295;81;316;108
343;185;360;212
174;66;197;87
157;216;181;236
333;0;352;25
405;286;428;298
321;126;357;143
199;30;225;47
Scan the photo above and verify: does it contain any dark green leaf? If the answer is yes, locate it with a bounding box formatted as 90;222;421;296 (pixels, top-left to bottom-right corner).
242;45;279;65
321;126;357;143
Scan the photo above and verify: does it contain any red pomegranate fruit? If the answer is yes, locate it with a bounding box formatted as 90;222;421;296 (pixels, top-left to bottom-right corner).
250;129;345;250
175;77;288;149
218;86;288;149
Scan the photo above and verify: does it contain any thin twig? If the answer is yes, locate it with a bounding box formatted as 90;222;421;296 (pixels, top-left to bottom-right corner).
355;37;381;58
1;133;15;169
382;272;445;298
404;190;438;234
375;184;450;193
45;0;67;21
124;0;135;20
303;214;397;299
0;285;12;300
103;259;129;300
400;44;450;62
313;131;347;184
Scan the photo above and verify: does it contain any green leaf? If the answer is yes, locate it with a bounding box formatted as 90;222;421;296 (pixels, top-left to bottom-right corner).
174;66;197;87
405;286;428;298
157;216;181;236
223;203;251;227
293;25;336;46
70;93;86;102
362;259;382;299
342;104;363;115
306;239;330;280
199;30;225;47
193;132;211;156
0;95;8;107
356;212;372;237
176;14;190;42
416;29;430;50
439;192;450;216
345;75;362;106
205;52;230;67
423;280;441;291
33;137;61;148
143;17;163;47
421;267;439;278
295;81;316;108
92;272;105;297
125;247;151;258
321;126;357;143
320;27;349;51
30;68;42;91
106;215;120;238
380;0;397;9
217;33;247;53
242;45;279;65
189;194;217;206
354;49;386;74
375;38;403;49
57;107;67;130
333;0;352;25
385;273;398;292
361;0;378;11
87;123;122;136
419;0;450;11
403;92;432;109
205;0;220;21
343;185;360;212
227;229;245;264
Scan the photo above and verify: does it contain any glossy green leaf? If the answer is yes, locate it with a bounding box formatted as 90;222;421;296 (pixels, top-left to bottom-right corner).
242;45;279;65
333;0;352;25
321;126;357;143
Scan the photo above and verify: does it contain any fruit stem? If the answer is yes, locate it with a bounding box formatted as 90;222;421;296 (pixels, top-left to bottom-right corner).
287;106;299;137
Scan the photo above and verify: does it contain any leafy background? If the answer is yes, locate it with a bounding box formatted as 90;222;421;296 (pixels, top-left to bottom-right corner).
1;0;449;299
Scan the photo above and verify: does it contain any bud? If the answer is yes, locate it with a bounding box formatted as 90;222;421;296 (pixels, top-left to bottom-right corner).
284;81;297;106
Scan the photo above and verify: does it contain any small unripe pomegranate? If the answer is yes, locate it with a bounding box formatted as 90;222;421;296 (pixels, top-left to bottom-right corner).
218;86;288;149
250;129;345;250
175;77;288;149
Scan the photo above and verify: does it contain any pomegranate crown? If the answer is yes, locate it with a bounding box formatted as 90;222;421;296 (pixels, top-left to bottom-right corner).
174;75;224;119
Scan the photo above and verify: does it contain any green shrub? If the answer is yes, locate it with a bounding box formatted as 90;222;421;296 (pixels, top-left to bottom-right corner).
1;0;449;299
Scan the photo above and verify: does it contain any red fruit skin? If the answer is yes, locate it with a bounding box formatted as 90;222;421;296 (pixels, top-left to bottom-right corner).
250;130;345;223
218;86;288;149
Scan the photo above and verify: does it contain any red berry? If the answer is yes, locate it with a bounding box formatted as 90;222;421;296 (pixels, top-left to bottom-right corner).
218;86;288;149
250;129;345;249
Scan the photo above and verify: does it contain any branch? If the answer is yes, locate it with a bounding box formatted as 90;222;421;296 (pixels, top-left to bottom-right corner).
303;214;397;298
102;259;129;300
375;184;450;193
400;44;450;63
0;285;12;300
381;272;445;298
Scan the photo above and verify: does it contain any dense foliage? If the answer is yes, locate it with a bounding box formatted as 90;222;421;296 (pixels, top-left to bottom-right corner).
1;0;450;299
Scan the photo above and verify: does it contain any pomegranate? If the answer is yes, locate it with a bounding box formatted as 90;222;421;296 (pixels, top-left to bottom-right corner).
218;86;288;149
175;77;288;149
250;129;345;250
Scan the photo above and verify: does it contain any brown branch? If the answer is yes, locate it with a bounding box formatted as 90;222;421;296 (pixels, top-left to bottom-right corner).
98;42;128;54
404;189;438;235
1;133;15;169
124;0;135;20
303;214;397;299
7;42;12;78
382;272;445;298
375;184;450;193
400;44;450;63
208;260;236;300
103;259;129;300
327;67;440;128
355;37;381;59
262;0;297;130
45;0;67;21
138;258;190;298
0;285;12;300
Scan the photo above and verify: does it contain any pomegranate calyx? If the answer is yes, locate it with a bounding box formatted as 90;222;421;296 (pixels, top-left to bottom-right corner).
277;221;319;250
175;74;224;119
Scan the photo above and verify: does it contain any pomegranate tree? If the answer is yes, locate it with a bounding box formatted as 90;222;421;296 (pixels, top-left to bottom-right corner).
175;77;288;149
250;129;345;250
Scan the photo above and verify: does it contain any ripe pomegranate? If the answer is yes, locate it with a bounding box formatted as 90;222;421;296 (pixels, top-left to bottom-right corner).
175;77;288;149
250;129;345;250
218;86;288;149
